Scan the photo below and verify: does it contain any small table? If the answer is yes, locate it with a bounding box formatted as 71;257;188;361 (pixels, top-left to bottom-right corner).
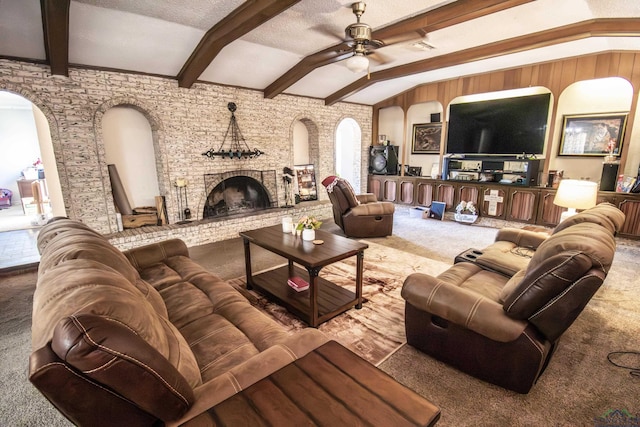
240;225;368;327
207;340;441;426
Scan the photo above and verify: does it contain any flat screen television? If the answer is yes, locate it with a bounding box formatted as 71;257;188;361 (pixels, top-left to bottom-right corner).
446;93;551;155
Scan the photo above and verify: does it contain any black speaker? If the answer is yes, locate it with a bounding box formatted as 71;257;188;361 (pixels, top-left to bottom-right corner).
369;145;399;175
600;163;619;191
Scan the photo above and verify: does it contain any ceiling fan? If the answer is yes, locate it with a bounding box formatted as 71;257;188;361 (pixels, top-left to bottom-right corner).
341;2;382;73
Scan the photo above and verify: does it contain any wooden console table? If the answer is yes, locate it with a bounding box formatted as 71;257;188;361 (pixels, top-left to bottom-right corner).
206;340;441;426
240;225;367;327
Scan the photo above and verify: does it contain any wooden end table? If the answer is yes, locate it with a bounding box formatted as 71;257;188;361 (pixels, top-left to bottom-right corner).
239;225;368;327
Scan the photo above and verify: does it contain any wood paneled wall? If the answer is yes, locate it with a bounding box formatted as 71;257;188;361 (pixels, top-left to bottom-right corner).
373;52;640;173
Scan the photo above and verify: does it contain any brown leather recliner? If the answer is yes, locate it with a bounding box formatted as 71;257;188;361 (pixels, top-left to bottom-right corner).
401;203;624;393
322;175;394;238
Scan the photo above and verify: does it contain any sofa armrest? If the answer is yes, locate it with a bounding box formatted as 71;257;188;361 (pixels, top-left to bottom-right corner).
356;193;378;204
124;239;190;271
349;201;395;216
494;228;549;250
401;273;527;343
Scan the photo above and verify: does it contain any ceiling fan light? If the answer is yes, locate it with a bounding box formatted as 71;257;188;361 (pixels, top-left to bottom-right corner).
346;54;369;73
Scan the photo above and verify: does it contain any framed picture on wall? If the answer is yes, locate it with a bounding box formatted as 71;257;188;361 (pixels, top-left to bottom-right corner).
294;164;318;201
558;113;628;156
412;123;442;154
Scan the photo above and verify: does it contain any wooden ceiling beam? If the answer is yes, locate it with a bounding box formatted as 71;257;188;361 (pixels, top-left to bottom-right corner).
40;0;70;76
264;0;534;99
178;0;301;89
324;18;640;106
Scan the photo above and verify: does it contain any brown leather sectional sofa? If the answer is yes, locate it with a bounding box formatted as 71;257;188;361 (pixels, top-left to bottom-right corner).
401;203;625;393
29;218;330;426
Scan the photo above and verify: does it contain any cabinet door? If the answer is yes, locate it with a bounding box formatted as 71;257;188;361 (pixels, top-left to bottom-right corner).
398;179;415;204
368;176;383;201
436;182;456;210
537;189;563;227
507;189;539;223
616;197;640;238
383;178;397;202
480;186;506;218
457;185;479;208
416;180;435;207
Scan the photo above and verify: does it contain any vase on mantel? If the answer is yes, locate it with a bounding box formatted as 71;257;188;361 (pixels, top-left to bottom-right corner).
302;228;316;241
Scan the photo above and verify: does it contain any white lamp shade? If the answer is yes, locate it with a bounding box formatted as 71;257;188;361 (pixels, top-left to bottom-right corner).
553;179;598;210
345;54;369;73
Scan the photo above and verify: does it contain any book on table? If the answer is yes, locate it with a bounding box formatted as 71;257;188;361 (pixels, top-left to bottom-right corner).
287;276;309;292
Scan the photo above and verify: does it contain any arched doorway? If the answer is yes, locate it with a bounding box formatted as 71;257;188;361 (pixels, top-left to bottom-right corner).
335;118;362;192
0;90;63;232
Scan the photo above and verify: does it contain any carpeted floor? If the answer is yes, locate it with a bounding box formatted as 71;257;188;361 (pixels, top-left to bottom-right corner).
1;206;639;426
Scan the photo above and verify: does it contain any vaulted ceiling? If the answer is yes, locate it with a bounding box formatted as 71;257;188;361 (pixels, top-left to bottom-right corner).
1;0;640;106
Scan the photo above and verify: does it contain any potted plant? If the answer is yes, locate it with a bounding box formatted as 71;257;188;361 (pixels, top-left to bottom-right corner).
454;201;478;224
296;216;322;241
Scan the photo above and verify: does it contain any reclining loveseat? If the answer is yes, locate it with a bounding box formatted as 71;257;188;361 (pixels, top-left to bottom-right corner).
401;203;625;393
30;218;440;426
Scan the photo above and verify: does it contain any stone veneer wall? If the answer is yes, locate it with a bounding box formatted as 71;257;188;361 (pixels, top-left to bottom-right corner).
0;59;372;249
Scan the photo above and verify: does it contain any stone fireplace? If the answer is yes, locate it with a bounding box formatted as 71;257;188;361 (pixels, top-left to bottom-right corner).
203;170;278;219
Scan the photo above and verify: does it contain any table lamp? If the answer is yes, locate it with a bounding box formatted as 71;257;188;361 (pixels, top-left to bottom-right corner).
553;179;598;222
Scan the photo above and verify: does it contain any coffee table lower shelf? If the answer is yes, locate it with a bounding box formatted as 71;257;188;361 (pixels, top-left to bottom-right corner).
249;265;358;326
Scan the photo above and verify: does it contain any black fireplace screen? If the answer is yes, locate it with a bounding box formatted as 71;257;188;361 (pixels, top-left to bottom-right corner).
203;170;278;219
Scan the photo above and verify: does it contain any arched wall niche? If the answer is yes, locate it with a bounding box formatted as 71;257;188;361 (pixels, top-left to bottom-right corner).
552;77;634;180
406;101;443;176
289;114;320;202
94;97;167;232
0;85;68;218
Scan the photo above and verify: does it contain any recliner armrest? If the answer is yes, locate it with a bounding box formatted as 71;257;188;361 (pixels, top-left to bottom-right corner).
401;273;528;343
349;201;395;216
494;228;549;250
356;193;378;204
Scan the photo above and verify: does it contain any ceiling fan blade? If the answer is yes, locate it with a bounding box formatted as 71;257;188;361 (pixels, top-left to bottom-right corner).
375;30;424;47
309;24;345;42
366;50;393;65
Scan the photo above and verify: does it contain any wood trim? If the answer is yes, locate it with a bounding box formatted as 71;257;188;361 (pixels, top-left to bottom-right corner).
40;0;70;76
178;0;301;89
327;18;640;105
264;0;532;99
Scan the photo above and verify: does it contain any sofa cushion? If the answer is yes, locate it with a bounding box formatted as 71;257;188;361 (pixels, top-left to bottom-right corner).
37;217;104;253
52;314;195;422
552;202;625;235
503;251;593;319
38;231;140;283
33;259;202;388
529;222;616;273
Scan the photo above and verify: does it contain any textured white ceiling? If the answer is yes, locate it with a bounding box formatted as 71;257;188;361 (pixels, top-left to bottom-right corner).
1;0;639;105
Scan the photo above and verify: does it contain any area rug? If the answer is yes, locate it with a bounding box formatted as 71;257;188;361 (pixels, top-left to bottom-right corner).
228;240;451;366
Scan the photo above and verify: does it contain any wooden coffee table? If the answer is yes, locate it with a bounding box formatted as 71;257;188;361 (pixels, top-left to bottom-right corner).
240;225;368;327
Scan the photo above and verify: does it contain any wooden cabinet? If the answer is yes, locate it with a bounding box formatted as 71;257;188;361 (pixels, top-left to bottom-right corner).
368;175;640;239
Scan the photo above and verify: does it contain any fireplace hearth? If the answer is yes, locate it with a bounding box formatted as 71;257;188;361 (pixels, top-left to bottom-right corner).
203;170;278;219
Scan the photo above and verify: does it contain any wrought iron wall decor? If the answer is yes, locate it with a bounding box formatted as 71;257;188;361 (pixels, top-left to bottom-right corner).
202;102;264;159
